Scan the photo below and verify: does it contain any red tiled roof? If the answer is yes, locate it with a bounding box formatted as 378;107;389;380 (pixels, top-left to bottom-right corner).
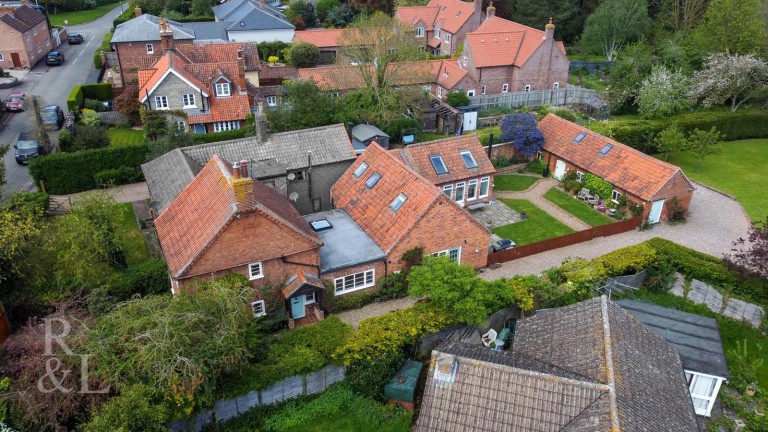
298;60;442;91
138;51;212;101
188;93;251;124
177;42;260;71
282;272;324;298
294;29;349;48
155;154;321;278
394;134;495;185
435;59;471;89
539;114;692;201
331;143;442;253
260;64;298;81
397;6;440;31
426;0;478;34
467;16;567;67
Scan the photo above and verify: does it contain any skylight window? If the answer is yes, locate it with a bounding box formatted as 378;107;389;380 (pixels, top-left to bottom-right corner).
310;220;332;231
599;143;614;155
365;172;382;188
390;193;408;211
430;155;449;175
573;132;587;143
353;162;368;178
460;150;477;168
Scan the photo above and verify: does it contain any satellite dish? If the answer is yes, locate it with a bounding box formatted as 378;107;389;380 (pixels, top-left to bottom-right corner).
287;173;296;180
288;192;299;202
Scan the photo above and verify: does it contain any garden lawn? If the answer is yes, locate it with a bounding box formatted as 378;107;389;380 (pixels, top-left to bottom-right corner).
108;128;145;147
49;2;123;26
659;139;768;221
544;187;612;226
492;199;574;245
494;175;539;191
417;132;449;142
115;202;150;266
468;125;501;146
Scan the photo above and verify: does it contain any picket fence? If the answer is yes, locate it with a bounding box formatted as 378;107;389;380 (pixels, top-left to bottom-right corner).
168;365;346;432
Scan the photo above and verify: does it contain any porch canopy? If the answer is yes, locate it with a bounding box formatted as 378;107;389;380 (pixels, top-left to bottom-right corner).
282;272;325;299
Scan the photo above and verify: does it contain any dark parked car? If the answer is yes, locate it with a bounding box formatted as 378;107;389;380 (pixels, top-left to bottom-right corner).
14;128;46;165
67;32;84;44
492;238;516;252
45;51;65;65
5;92;24;112
41;105;64;130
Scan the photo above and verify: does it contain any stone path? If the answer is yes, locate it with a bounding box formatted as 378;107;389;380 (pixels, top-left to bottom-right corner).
669;273;764;327
336;297;419;329
493;178;591;231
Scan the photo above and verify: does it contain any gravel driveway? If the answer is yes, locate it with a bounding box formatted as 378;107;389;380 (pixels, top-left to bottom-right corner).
481;183;751;280
336;297;419;328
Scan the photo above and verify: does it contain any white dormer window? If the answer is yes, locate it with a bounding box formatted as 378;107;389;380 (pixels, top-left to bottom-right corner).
182;94;196;108
415;26;424;37
215;83;231;97
502;84;509;93
146;43;154;54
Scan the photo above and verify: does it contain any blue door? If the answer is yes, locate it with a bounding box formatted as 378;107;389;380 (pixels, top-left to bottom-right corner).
291;296;305;319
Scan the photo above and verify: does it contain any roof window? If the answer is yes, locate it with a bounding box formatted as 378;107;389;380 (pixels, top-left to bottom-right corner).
599;143;614;156
455;11;461;16
430;155;449;175
353;162;368;178
310;220;333;231
365;172;382;188
460;150;477;168
573;132;587;143
390;193;408;212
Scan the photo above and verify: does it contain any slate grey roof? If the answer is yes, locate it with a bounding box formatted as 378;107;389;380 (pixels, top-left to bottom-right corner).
303;210;385;273
214;0;293;31
617;299;729;379
416;296;700;432
180;21;228;42
142;124;356;212
111;14;195;43
351;124;389;142
0;4;44;33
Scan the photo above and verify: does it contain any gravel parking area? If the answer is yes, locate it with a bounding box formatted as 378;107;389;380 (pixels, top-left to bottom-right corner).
336;297;419;328
480;183;751;281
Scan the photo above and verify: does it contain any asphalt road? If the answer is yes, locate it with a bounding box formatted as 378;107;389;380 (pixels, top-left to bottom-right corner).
1;3;126;197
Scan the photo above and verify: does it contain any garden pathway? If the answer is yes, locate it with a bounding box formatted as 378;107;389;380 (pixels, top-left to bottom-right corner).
493;178;591;231
669;273;764;327
480;183;752;281
49;182;150;210
336;297;419;329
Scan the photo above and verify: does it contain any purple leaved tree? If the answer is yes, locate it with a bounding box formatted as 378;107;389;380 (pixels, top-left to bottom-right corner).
725;216;768;280
499;113;545;159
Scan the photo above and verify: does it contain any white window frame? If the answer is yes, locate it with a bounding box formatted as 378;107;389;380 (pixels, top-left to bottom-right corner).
146;43;154;54
182;93;196;108
462;56;467;66
215;82;231;97
467;179;478;201
501;84;509;93
213;121;240;132
266;95;277;106
553;82;560;90
686;371;722;417
434;27;441;39
536;151;543;160
415;26;424;37
250;300;266;317
334;269;375;295
524;84;531;92
176;120;186;131
431;246;461;263
437;87;443;98
576;171;584;182
0;54;4;61
444;32;451;43
455;182;465;202
248;262;263;280
304;292;316;304
443;184;453;199
611;189;622;203
466;90;475;97
481;85;486;95
479;176;490;198
423;84;431;92
154;95;169;109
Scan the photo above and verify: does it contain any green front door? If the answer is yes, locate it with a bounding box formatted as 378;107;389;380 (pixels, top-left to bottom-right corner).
291;296;305;319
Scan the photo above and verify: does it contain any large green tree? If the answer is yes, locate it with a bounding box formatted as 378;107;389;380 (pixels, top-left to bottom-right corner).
287;42;321;67
82;384;169;432
686;127;723;172
580;0;650;61
636;65;691;118
689;52;768;111
190;0;213;17
507;0;583;44
266;80;342;132
692;0;766;55
286;0;318;29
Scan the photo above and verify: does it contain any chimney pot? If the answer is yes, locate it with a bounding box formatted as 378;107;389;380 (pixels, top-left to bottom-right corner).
240;160;249;177
486;1;495;20
232;163;241;179
544;17;555;40
259;0;265;8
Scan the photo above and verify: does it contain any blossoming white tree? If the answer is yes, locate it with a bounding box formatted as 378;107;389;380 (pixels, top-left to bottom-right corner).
636;65;691;118
689;52;768;112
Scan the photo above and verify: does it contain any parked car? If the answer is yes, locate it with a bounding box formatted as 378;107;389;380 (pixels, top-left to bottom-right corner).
41;105;64;130
45;51;65;66
492;238;516;252
5;92;24;112
67;33;84;44
14;128;46;165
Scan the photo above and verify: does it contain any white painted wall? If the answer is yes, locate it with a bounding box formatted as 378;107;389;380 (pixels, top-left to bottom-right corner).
227;29;294;43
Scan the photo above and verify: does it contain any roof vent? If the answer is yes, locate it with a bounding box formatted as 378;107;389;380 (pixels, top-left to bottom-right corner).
455;11;461;16
494;38;498;42
240;21;245;26
434;354;458;384
505;38;508;42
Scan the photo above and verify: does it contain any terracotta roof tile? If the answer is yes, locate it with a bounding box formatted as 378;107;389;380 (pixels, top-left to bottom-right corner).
177;42;260;71
426;0;477;34
294;29;349;48
282;272;324;298
298;60;442;91
396;6;440;31
468;16;566;67
435;59;472;89
188;94;252;124
539;114;691;201
394;134;495;185
138;51;212;100
331;143;442;253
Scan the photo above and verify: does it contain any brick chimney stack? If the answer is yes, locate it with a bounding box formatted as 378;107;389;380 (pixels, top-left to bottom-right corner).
134;6;142;17
485;1;495;20
229;163;255;211
544;18;554;40
474;0;481;16
259;0;265;8
255;102;269;143
159;18;174;51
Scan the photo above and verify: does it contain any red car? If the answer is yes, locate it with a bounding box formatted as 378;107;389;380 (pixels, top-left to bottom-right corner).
5;92;24;112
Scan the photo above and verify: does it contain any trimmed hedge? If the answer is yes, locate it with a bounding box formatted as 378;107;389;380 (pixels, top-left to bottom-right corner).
2;192;50;216
588;109;768;153
646;238;736;286
192;128;249;144
29;144;148;194
67;85;84;112
67;83;114;111
94;166;143;187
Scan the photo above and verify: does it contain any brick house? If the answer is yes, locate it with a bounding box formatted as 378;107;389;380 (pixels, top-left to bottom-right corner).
332;142;491;273
460;16;569;95
396;0;484;56
137;19;258;134
0;4;51;69
391;135;496;209
537;114;695;223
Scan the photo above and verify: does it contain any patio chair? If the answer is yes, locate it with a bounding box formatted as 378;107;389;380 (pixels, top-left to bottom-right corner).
587;194;600;206
577;188;591;200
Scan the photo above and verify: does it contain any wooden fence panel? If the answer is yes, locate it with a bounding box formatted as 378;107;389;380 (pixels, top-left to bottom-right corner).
488;216;642;265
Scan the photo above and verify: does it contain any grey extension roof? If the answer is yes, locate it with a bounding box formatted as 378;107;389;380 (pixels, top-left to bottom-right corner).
111;14;195;43
142;124;356;212
617;299;729;379
180;21;228;42
303;210;385;273
416;296;700;432
350;124;389;142
214;0;293;31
